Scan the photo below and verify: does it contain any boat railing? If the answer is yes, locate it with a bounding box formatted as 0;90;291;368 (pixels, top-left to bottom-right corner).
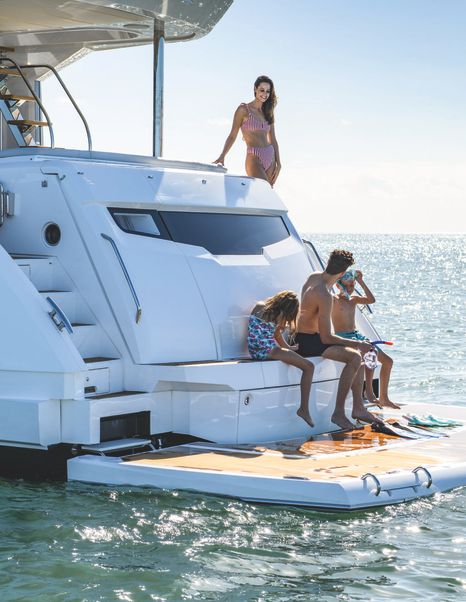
101;233;142;324
20;63;92;151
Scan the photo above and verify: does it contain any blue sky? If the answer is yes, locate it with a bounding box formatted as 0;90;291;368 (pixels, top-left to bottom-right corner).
43;0;466;233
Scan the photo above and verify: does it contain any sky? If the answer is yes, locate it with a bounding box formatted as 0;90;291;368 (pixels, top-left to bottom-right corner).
43;0;466;233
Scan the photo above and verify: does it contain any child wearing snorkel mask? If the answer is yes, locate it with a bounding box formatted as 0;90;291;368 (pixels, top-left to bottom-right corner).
332;269;400;410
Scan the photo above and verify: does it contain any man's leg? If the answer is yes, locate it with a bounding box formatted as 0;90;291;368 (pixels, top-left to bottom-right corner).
351;364;384;424
322;346;362;430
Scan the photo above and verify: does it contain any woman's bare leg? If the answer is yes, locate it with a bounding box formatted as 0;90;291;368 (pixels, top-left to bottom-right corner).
266;163;276;186
246;154;270;183
268;347;315;427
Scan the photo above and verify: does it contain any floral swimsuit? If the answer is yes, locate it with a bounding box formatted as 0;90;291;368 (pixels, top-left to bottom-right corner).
247;314;277;360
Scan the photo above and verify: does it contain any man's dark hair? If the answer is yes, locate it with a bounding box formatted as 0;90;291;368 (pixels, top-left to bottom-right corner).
325;249;355;275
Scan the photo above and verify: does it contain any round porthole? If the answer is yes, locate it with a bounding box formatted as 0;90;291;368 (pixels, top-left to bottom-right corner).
44;223;61;246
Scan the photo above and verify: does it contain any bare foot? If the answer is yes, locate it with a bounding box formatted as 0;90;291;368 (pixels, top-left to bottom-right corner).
352;408;384;425
331;413;355;431
297;408;314;428
377;398;401;410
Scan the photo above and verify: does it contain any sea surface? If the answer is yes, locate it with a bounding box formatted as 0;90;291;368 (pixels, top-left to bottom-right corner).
1;234;465;602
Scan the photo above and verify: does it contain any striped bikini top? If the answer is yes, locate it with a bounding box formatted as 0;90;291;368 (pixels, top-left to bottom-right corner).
241;103;271;133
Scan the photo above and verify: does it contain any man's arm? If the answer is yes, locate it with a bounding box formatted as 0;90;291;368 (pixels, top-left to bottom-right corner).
318;290;371;352
352;270;375;305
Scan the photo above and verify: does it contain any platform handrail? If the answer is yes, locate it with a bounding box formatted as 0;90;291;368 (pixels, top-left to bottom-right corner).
101;233;142;323
361;472;382;496
21;63;92;151
412;466;433;488
0;57;55;147
46;296;73;334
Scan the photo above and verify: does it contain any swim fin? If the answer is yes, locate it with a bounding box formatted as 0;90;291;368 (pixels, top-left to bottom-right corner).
371;421;421;439
426;414;463;427
403;414;437;427
387;420;443;438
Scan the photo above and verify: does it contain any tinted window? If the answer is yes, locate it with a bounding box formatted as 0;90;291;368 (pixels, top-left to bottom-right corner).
160;212;290;255
109;208;290;255
109;208;169;239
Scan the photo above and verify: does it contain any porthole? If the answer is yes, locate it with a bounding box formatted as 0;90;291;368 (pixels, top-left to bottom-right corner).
44;222;61;246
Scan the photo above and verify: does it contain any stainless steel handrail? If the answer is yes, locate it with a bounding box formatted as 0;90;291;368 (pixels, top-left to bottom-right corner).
46;296;73;335
0;182;14;226
0;57;55;147
101;233;142;323
22;63;92;151
361;472;382;496
412;466;433;489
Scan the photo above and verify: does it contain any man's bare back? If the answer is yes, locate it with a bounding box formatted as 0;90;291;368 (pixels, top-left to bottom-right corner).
297;272;332;334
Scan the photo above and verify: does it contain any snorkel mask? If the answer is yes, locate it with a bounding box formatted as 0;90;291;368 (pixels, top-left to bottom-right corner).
337;269;357;299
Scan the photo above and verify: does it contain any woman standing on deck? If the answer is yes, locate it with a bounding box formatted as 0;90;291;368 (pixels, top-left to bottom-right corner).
213;75;281;186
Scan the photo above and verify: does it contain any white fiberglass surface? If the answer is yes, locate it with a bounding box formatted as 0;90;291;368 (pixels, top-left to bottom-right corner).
178;235;311;359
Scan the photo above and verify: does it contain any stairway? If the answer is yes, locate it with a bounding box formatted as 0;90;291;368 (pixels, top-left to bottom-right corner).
0;65;49;147
0;55;92;151
13;254;124;398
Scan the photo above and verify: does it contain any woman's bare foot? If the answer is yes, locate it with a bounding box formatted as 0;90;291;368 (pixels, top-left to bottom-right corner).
377;398;401;410
352;408;384;425
331;413;355;431
297;408;314;427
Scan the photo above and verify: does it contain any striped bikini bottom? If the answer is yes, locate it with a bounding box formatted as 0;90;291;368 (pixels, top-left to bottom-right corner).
247;144;275;171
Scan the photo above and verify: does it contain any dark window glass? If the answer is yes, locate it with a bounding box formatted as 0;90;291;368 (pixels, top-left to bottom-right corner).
160;212;290;255
109;208;169;240
109;208;290;255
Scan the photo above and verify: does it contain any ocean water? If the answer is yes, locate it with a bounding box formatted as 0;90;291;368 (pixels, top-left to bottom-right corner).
1;234;465;602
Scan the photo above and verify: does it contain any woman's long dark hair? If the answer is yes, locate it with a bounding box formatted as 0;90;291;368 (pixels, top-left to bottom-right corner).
254;75;277;125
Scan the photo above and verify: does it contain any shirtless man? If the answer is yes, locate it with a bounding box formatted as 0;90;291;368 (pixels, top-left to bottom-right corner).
296;249;382;431
332;268;400;409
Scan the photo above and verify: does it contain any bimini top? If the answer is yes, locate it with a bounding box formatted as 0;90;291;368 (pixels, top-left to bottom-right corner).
0;0;233;69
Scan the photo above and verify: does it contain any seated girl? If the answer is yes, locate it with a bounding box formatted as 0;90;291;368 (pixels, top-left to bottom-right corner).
248;290;315;427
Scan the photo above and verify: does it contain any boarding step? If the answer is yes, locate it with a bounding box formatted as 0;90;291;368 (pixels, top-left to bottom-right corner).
39;291;94;324
0;93;35;105
69;323;118;358
14;256;72;291
0;67;20;77
79;438;155;455
7;119;48;133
